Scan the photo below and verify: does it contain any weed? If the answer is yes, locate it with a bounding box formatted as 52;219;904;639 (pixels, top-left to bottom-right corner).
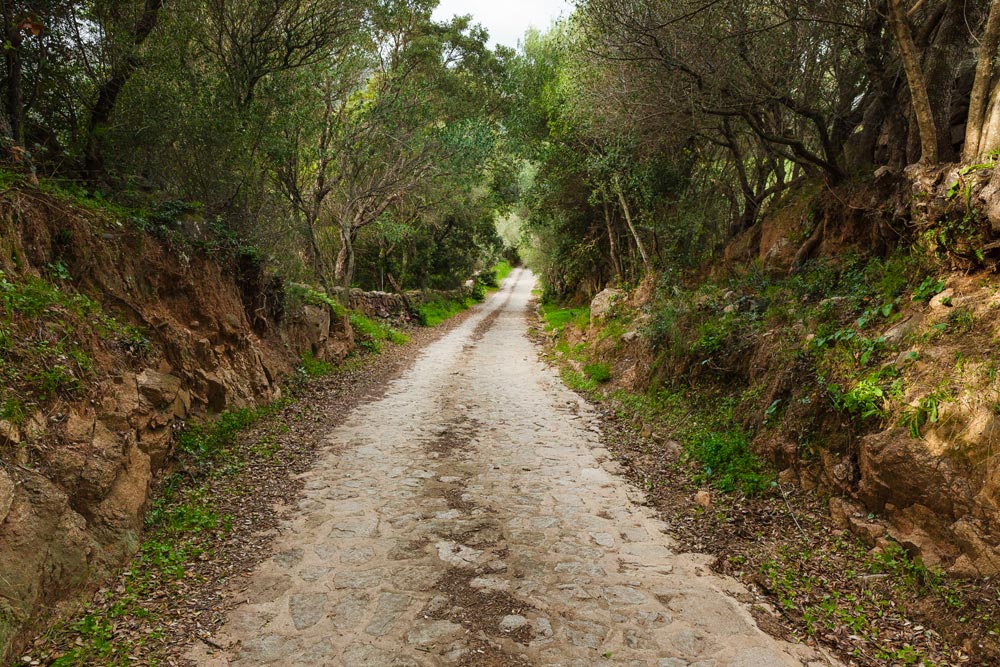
913;277;946;303
583;362;612;383
901;387;952;439
298;350;333;377
832;370;901;420
685;428;773;495
0;397;25;424
349;312;408;353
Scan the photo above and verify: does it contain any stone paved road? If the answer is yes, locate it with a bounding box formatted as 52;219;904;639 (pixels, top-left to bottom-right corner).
188;269;840;667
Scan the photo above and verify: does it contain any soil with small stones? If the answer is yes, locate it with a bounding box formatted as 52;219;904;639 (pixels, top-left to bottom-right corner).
529;315;1000;667
26;310;478;667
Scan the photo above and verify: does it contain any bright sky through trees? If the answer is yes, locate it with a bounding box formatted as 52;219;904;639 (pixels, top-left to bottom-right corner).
432;0;570;48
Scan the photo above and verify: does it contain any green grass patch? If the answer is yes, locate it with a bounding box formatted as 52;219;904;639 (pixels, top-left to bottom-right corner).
540;303;589;332
493;261;513;284
417;295;474;327
583;362;612;383
298;350;334;377
349;312;409;353
685;427;773;495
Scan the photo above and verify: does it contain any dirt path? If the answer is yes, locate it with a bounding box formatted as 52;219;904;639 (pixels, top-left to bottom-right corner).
187;269;839;667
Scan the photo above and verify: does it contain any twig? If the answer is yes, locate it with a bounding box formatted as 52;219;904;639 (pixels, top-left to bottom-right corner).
779;484;809;541
198;635;225;651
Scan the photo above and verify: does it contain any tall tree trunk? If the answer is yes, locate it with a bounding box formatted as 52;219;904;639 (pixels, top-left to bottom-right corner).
888;0;939;164
966;0;1000;161
613;178;651;274
84;0;164;183
601;191;621;283
334;222;355;305
4;15;23;147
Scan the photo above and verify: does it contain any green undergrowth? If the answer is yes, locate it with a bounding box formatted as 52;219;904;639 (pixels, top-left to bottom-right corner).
416;294;476;327
540;300;774;496
540;303;589;333
349;312;409;352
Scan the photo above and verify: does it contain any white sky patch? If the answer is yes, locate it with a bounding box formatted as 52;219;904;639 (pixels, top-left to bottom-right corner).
432;0;571;49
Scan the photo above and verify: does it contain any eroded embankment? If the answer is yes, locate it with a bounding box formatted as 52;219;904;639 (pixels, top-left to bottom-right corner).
0;188;434;660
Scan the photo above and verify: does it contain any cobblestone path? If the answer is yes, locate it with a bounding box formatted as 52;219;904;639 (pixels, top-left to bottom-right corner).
188;269;839;667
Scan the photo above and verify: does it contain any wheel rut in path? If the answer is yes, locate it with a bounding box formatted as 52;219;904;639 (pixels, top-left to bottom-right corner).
188;268;840;667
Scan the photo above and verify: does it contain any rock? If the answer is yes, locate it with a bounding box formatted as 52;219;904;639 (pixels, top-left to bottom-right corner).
196;370;228;412
0;420;20;446
500;615;528;632
849;518;888;546
928;288;954;310
948;554;982;578
950;519;1000;577
590;288;623;326
172;388;191;419
0;468;15;523
288;592;329;631
63;411;95;444
827;497;854;530
406;619;462;645
694;490;712;508
621;331;640;343
95;444;150;531
977;168;1000;233
136;369;182;407
364;592;411;636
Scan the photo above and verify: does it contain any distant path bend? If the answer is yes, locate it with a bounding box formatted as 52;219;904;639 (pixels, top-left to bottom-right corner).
188;268;839;667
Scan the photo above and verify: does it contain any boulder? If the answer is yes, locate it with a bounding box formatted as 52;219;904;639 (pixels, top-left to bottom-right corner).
977;168;1000;233
590;288;623;326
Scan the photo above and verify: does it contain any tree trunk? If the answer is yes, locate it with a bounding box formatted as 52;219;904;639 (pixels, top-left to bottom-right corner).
613;179;651;273
334;222;355;305
888;0;939;164
965;0;1000;161
4;19;23;147
601;192;621;283
303;212;333;292
84;0;164;183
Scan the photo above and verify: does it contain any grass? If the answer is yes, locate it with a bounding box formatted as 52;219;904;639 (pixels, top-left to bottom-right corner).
349;311;409;353
298;350;334;377
417;295;475;327
541;298;774;497
493;261;513;284
540;303;590;332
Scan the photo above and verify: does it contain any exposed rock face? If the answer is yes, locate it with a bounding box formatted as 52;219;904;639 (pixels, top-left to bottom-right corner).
590;288;623;326
0;194;360;661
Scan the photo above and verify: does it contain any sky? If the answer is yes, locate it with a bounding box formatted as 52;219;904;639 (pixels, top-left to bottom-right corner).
431;0;571;49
